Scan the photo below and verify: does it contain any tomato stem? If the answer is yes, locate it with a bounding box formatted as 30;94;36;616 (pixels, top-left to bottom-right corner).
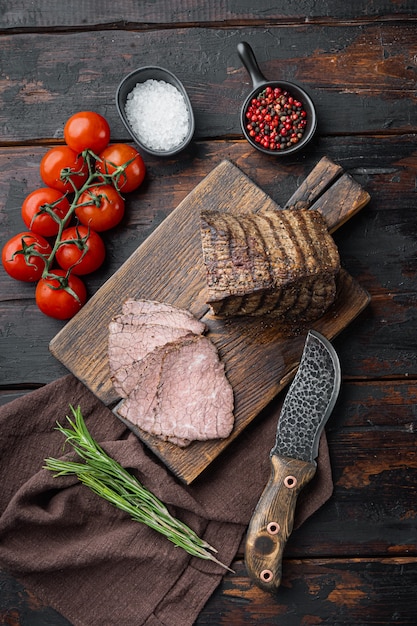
40;149;131;296
42;149;127;278
8;235;49;269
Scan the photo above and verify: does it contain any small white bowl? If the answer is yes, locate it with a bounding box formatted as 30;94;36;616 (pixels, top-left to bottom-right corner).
116;66;195;157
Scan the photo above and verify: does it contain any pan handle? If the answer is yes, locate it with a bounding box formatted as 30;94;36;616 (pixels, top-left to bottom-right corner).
237;42;268;89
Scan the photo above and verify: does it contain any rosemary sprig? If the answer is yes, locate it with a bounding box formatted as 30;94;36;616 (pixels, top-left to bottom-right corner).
44;405;232;571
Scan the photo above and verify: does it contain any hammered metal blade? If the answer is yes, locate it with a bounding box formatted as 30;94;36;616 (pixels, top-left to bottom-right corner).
272;330;341;462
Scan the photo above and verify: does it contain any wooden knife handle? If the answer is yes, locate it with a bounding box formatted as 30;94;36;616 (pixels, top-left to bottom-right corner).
244;454;317;592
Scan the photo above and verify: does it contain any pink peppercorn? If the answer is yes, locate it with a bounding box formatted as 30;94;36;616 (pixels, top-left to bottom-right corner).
245;86;308;151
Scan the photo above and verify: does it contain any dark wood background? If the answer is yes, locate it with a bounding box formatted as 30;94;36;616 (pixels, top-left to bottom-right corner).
0;1;416;624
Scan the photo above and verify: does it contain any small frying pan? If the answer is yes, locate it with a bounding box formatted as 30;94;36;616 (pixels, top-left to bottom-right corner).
237;42;317;156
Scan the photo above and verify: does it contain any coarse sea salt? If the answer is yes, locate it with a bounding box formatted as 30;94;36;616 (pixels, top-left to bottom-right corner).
125;79;190;152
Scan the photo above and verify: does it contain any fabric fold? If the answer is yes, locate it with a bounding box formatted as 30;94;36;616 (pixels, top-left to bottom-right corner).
0;374;333;626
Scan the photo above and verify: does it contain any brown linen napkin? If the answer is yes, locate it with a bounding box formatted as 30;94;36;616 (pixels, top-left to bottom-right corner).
0;374;333;626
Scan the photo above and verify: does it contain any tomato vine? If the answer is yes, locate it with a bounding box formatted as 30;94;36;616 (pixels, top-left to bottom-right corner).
2;112;146;319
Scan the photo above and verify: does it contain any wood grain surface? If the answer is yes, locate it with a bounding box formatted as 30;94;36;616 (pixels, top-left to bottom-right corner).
1;23;417;142
1;2;416;624
49;159;370;483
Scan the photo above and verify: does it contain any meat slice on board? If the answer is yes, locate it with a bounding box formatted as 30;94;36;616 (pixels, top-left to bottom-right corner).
109;320;201;390
116;334;234;447
108;299;206;376
121;299;206;335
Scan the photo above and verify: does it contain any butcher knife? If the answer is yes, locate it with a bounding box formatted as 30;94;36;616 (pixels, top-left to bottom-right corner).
245;329;341;592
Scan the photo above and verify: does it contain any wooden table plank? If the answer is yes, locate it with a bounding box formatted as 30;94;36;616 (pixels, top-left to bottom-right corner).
1;1;417;29
196;558;417;625
1;24;417;142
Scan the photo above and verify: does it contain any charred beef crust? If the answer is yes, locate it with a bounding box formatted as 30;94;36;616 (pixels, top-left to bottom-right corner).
200;208;340;320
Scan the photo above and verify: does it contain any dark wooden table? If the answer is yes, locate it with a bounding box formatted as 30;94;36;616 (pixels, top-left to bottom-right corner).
1;2;416;624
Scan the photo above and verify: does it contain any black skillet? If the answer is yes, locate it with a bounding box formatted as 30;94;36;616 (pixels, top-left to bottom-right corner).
237;42;317;156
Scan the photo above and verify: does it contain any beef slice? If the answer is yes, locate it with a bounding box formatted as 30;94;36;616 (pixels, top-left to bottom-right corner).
117;334;234;447
108;300;206;379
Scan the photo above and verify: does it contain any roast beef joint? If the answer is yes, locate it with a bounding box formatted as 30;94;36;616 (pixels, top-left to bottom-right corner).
200;208;340;320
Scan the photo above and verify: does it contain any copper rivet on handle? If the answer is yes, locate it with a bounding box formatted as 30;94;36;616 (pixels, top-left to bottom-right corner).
284;475;297;488
266;522;280;535
260;569;274;582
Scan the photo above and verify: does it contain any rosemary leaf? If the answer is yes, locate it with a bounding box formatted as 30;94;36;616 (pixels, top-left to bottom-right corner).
44;405;232;571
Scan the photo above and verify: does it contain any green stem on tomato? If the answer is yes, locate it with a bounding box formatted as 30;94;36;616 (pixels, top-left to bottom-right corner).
30;149;131;304
40;150;120;279
42;153;95;276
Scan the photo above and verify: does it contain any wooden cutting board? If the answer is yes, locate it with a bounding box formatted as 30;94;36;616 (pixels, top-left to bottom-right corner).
50;157;370;483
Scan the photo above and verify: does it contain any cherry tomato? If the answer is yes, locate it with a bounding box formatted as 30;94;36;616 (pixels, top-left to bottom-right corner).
21;187;71;237
35;269;87;320
2;231;52;282
40;146;89;193
55;225;105;275
75;184;125;231
64;111;111;155
96;144;146;193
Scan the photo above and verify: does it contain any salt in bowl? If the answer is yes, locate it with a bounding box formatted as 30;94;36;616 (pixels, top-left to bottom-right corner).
116;66;195;157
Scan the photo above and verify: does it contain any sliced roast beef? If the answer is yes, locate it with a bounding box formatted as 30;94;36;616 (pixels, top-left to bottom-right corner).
108;298;235;447
121;299;206;335
199;208;340;321
116;334;234;447
109;319;201;382
108;300;206;377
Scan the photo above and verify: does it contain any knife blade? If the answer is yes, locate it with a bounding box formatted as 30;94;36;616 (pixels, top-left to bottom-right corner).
244;329;341;592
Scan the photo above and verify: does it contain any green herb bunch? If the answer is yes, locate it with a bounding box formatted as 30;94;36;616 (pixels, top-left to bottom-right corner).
44;405;231;570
